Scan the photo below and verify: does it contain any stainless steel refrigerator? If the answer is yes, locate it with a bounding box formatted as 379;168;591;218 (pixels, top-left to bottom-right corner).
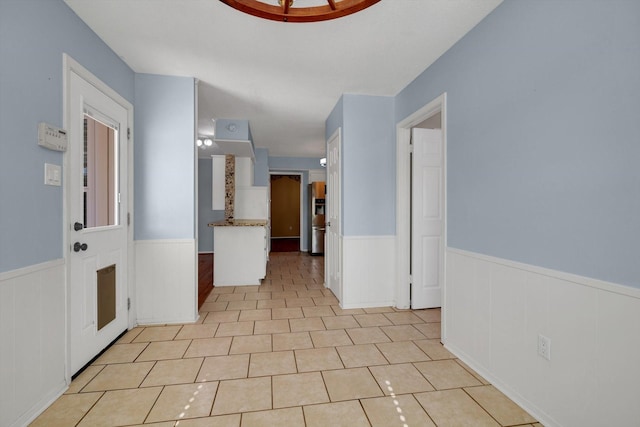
308;181;326;255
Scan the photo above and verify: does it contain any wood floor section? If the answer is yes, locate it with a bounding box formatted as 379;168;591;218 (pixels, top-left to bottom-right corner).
198;253;214;309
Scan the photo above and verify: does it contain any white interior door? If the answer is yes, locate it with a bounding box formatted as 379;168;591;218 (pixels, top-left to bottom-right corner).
68;70;129;375
326;129;341;301
411;128;444;309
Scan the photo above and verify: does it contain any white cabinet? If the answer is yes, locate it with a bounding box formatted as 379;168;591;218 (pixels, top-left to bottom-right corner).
213;225;267;286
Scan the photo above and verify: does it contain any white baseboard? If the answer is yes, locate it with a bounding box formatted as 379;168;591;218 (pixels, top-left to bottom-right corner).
445;248;640;427
341;235;395;309
0;259;67;427
135;239;198;324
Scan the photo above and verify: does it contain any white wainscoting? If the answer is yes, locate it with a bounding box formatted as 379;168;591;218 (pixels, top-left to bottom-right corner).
0;259;66;427
135;239;197;325
444;248;640;427
341;235;395;309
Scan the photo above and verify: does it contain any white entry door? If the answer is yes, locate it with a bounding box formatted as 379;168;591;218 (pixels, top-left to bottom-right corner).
326;129;341;301
411;128;444;309
68;69;130;375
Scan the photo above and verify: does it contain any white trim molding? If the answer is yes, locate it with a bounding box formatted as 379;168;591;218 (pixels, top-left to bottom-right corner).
444;247;640;427
341;235;395;309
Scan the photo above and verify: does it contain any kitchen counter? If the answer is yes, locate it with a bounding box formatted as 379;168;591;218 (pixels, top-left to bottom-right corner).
209;219;268;227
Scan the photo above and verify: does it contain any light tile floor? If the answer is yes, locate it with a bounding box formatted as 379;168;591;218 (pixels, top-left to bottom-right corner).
32;252;542;427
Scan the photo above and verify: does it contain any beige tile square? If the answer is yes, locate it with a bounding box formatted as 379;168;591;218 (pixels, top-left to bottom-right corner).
376;340;430;363
206;310;241;323
171;414;240;427
289;317;326;332
215;321;255;337
272;372;329;408
213;286;236;294
249;350;297;377
302;306;335;318
354;313;393;327
257;299;286;309
297;289;325;298
196;354;249;381
272;307;304;319
414;389;500;426
465;385;537;425
413;308;441;322
234;285;260;293
346;326;391;344
200;301;228;312
175;324;219;340
65;365;104;394
216;293;246;302
31;392;103;427
331;306;365;315
136;340;190;361
132;325;181;342
322;367;383;401
229;334;272;354
258;284;284;292
310;329;353;348
363;307;395;313
146;382;218;422
413;339;454;360
141;357;204;387
383;311;424;325
93;343;147;365
413;322;441;338
83;362;154;392
244;291;272;301
271;291;298;300
117;327;143;344
456;359;490;384
211;377;272;415
380;324;426;341
295;347;343;372
312;296;339;306
336;344;388;368
240;407;305;427
361;395;436;427
303;400;370;427
184;337;233;358
238;308;271;321
414;359;482;390
122;422;175;427
369;363;435;394
227;300;258;311
272;332;313;351
321;315;359;330
77;387;162;427
254;319;290;335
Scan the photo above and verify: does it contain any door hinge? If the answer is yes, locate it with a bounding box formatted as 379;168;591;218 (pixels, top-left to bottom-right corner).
127;298;131;311
127;212;131;226
409;143;414;153
127;128;131;140
409;274;412;284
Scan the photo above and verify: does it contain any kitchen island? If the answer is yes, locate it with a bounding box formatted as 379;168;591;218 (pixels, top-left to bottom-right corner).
209;219;268;286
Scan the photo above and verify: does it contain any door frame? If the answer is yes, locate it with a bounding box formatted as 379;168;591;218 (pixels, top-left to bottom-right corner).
395;93;447;321
325;127;341;297
268;171;304;250
62;54;135;381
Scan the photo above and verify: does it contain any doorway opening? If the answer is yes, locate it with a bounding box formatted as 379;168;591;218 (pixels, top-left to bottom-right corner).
396;94;447;315
270;173;302;252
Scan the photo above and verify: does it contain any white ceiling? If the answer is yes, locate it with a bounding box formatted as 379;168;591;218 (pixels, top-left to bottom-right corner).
64;0;502;158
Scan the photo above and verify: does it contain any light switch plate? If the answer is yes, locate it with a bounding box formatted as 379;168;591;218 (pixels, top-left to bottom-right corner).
44;163;62;186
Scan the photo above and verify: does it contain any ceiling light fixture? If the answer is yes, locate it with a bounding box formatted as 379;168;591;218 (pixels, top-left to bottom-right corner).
196;137;214;149
219;0;381;23
320;157;326;167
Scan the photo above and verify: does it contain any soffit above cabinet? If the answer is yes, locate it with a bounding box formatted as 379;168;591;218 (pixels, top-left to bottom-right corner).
214;119;255;158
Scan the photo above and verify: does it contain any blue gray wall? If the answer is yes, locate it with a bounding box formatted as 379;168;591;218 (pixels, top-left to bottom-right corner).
0;0;134;273
325;95;395;237
134;74;196;240
395;0;640;287
254;148;270;186
197;158;225;252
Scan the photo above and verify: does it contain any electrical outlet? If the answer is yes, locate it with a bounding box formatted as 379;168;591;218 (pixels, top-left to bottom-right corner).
538;334;551;360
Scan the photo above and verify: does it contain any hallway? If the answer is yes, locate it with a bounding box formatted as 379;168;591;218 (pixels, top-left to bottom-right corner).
32;253;539;426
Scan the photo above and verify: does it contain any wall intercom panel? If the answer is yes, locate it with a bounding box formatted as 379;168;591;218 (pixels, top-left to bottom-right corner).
38;122;68;151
